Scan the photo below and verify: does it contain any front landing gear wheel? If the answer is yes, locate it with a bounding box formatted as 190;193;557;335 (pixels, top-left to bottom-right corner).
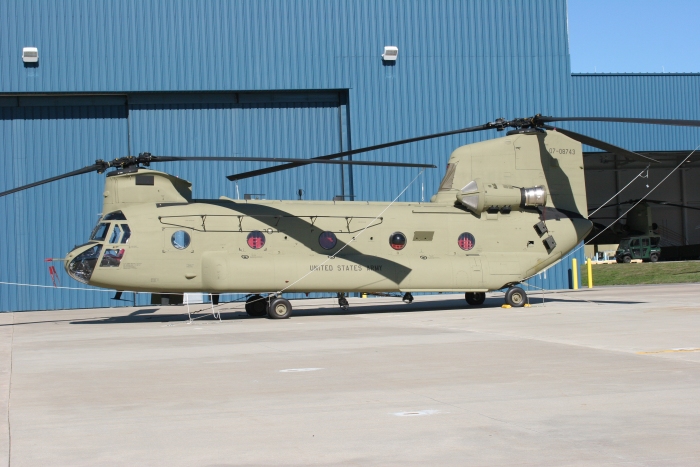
337;293;349;311
504;287;527;307
402;292;414;304
267;297;292;319
245;295;267;317
465;292;486;306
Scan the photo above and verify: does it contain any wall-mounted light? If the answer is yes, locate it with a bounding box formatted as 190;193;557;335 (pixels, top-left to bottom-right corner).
22;47;39;63
382;46;398;61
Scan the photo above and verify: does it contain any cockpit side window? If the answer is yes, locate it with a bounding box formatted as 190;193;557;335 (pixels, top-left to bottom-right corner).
109;224;122;244
121;224;131;243
90;223;110;241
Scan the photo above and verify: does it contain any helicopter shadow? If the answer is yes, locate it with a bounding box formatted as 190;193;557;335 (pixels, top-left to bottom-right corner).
62;294;647;325
67;307;249;325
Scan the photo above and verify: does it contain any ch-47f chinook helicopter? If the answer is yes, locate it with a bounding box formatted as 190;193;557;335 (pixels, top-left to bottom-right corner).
2;114;699;319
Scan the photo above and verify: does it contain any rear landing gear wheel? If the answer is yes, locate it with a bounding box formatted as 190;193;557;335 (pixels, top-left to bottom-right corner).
504;287;527;307
465;292;486;306
267;297;292;319
245;295;267;317
402;292;414;304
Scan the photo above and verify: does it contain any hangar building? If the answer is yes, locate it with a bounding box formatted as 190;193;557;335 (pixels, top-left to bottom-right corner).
1;1;699;311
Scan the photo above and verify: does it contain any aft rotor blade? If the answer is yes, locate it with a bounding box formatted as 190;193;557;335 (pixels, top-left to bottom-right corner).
588;198;700;213
0;164;102;198
539;116;700;128
151;156;436;169
226;123;494;181
542;125;660;163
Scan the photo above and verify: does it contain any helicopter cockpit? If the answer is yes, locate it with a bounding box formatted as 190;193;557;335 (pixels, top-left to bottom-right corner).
66;211;131;283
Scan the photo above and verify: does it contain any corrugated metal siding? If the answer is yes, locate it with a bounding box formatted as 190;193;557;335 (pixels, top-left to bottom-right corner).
0;0;584;310
570;74;700;151
128;97;343;202
1;0;570;92
0;103;127;312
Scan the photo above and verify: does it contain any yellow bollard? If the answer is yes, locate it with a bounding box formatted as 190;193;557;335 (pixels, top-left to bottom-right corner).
572;258;578;290
587;258;593;288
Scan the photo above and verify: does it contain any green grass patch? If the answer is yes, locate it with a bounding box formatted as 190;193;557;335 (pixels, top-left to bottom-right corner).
581;261;700;286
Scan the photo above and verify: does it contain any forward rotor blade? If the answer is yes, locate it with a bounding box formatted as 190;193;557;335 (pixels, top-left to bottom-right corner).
226;123;494;181
0;164;101;198
542;125;660;163
539;116;700;128
151;156;436;169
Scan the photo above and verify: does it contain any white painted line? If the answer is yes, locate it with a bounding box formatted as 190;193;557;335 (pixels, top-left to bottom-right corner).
279;368;324;373
392;410;441;417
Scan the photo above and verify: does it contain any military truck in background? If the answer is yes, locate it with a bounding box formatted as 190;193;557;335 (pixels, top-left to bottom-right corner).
615;236;661;263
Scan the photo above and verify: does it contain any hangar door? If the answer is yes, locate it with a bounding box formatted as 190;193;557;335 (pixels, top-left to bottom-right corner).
0;92;350;312
127;92;352;203
0;97;128;312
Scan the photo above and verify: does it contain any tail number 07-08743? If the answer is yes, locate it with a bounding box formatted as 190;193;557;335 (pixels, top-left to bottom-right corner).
548;148;576;155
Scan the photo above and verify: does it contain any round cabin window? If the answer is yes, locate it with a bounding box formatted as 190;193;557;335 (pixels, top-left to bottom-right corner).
318;231;337;250
247;230;266;249
458;232;476;251
171;230;191;250
389;232;407;250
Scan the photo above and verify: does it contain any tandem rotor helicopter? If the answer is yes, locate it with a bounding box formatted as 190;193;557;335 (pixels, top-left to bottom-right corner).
2;114;699;318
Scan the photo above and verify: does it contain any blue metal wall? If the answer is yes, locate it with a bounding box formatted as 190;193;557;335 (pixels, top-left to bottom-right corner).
0;0;594;310
128;93;346;201
0;101;127;311
570;74;700;151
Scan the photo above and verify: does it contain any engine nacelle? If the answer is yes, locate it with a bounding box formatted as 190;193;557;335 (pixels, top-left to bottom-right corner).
457;179;547;213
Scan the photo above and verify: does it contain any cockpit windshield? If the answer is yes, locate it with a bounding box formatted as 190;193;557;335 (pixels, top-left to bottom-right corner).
67;244;103;284
90;222;110;241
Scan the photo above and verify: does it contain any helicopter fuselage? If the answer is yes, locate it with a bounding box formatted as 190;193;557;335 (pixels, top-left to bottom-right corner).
64;131;592;295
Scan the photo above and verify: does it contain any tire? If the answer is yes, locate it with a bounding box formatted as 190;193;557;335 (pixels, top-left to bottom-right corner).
623;255;632;263
650;254;658;263
268;297;292;319
465;292;486;306
504;287;527;307
246;295;267;317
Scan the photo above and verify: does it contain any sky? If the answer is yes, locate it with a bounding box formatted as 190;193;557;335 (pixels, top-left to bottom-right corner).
568;0;700;73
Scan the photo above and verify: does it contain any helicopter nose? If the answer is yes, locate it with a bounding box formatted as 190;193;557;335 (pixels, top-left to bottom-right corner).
65;243;103;284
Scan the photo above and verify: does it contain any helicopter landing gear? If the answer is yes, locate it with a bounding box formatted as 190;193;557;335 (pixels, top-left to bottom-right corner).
402;292;414;304
337;293;349;310
465;292;486;306
267;297;292;319
245;294;268;317
504;286;527;307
